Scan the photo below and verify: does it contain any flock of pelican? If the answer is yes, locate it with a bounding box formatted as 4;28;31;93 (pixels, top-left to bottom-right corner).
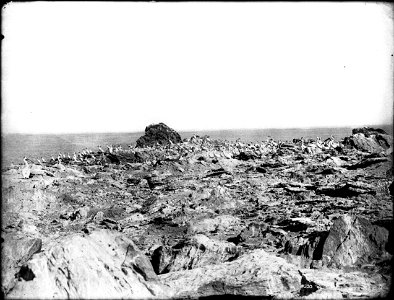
19;135;343;179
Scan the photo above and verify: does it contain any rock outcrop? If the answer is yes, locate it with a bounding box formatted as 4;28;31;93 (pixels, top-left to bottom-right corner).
321;215;391;269
344;127;392;153
136;123;182;148
160;248;389;299
1;235;42;294
352;127;388;136
6;230;172;299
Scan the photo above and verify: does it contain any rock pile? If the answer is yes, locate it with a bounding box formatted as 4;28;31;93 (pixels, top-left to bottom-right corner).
1;126;392;299
136;123;182;148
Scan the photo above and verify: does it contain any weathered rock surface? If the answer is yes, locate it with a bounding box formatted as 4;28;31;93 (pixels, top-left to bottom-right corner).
352;127;388;136
322;215;391;269
6;229;172;299
160;248;390;299
1;235;42;294
136;123;182;148
151;234;241;274
2;127;392;299
160;249;302;298
344;127;393;154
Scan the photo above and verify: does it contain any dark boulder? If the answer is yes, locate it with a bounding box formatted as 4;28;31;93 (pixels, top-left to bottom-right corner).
352;127;387;137
136;123;182;148
118;151;148;163
236;152;256;161
316;181;376;197
104;153;120;164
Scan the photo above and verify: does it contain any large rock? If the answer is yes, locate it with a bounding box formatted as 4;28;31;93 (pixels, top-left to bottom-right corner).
160;248;390;298
344;127;392;153
160;249;302;298
352;127;388;136
322;215;390;268
157;234;241;274
136;123;182;148
6;230;172;299
1;235;42;294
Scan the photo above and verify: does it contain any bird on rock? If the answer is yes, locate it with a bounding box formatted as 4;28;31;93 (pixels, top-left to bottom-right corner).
22;157;31;179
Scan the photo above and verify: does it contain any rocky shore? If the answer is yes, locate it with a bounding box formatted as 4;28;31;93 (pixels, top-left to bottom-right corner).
1;124;393;299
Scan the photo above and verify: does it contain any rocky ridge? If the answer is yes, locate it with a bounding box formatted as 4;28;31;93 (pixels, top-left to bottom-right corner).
1;125;393;299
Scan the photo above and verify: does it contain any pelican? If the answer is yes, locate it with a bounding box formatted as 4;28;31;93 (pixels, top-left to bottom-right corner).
330;136;340;149
107;145;113;154
316;137;323;149
54;157;65;170
41;157;46;163
22;157;31;179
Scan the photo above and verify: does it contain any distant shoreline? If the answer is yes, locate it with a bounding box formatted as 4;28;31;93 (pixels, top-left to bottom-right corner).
2;124;392;136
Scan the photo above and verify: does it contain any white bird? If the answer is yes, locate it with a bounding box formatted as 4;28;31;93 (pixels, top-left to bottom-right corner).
54;157;65;170
316;137;323;149
22;157;31;179
41;157;46;163
107;145;113;154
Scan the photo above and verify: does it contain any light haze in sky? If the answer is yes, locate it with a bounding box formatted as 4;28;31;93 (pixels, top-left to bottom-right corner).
2;2;393;134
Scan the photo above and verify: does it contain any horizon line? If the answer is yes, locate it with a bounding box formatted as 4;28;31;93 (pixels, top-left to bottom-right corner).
2;123;393;136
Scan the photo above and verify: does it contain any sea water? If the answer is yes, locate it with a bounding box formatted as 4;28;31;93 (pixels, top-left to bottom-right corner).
2;126;392;169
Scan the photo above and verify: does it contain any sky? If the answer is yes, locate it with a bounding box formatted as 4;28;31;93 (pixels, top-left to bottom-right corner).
1;2;393;134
